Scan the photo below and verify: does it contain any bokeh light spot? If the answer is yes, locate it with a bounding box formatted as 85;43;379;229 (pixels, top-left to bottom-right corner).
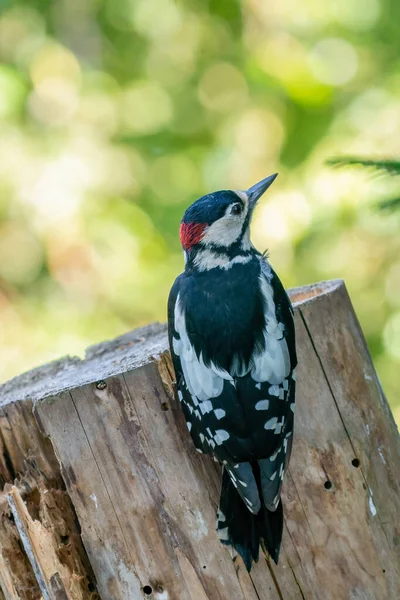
150;154;200;204
385;263;400;308
256;35;332;106
309;38;358;86
30;43;81;86
384;312;400;360
234;109;285;159
0;224;43;285
28;78;79;125
0;66;26;119
198;63;248;112
20;154;90;227
0;7;45;64
121;81;172;134
332;0;380;31
133;0;182;38
145;17;202;86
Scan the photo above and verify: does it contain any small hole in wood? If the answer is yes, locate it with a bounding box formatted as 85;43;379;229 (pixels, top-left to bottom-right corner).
352;458;360;468
382;569;386;573
60;535;69;545
202;565;206;569
161;402;169;411
88;582;95;592
143;585;152;596
324;480;332;490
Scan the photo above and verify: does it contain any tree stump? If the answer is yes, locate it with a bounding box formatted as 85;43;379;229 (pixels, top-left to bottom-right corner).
0;280;399;600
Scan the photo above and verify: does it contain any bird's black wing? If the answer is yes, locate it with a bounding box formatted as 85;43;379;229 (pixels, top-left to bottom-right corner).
168;274;255;464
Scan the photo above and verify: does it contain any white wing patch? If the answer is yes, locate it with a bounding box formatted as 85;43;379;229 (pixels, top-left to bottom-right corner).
250;273;291;384
172;294;232;401
229;264;291;384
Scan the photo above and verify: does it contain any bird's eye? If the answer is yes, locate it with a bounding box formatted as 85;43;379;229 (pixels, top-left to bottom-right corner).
230;203;242;216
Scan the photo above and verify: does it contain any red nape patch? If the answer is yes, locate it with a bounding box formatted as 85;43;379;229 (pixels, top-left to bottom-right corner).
180;222;207;250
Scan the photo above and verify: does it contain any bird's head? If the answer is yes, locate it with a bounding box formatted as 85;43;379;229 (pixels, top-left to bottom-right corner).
180;174;278;267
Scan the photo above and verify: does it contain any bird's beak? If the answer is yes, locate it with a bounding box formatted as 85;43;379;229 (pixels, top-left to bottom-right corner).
246;173;278;210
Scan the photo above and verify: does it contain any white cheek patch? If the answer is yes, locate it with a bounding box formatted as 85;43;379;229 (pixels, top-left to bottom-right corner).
235;190;252;251
200;191;250;248
201;217;244;248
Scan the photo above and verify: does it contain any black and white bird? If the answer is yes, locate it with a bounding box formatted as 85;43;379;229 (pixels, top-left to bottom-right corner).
167;174;297;571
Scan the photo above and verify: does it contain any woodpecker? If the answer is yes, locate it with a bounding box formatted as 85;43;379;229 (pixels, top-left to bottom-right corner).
167;174;297;571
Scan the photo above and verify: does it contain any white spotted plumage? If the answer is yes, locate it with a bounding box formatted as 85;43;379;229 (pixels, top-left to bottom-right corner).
255;400;270;410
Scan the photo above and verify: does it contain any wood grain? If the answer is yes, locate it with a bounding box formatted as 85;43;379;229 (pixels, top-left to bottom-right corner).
0;491;41;600
276;309;395;599
296;282;400;559
34;365;278;599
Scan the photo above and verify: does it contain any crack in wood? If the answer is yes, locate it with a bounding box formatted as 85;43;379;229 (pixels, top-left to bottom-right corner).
298;309;357;454
286;555;306;600
286;469;317;546
298;307;392;550
262;548;284;600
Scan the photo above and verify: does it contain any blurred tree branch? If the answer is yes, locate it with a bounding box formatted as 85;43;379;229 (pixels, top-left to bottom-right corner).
328;157;400;211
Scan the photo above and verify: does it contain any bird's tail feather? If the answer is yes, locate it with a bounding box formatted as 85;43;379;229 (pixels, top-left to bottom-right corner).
217;467;283;571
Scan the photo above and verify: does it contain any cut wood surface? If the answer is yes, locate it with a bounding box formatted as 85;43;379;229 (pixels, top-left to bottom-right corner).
0;280;399;600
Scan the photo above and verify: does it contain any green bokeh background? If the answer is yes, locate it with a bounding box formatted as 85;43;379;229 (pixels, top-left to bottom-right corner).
0;0;399;422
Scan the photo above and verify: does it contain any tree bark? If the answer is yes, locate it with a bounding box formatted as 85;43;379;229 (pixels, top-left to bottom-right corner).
0;281;398;600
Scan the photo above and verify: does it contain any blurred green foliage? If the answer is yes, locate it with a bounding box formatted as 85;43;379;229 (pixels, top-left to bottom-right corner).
0;0;399;422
